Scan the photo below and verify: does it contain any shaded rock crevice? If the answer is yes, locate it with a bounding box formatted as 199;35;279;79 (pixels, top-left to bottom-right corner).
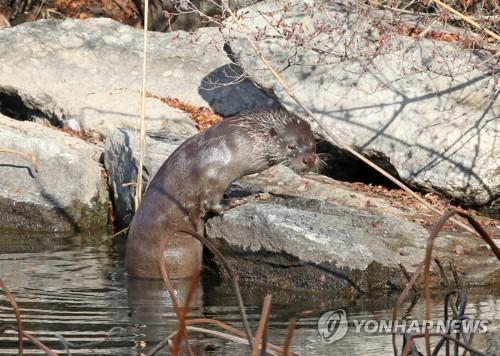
316;139;401;188
103;128;187;229
0;87;64;126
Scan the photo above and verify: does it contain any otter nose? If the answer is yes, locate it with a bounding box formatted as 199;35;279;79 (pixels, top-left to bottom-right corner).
302;154;317;167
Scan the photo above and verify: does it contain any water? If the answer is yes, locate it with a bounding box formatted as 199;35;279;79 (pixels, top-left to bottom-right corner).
0;233;498;355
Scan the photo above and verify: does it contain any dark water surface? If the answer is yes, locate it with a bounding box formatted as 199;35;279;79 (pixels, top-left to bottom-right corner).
0;233;498;355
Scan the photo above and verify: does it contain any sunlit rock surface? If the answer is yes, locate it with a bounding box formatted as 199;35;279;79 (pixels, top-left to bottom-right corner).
0;114;109;232
0;18;277;136
223;0;499;215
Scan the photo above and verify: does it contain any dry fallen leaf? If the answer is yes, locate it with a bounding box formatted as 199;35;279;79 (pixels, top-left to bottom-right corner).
147;93;222;131
257;192;272;201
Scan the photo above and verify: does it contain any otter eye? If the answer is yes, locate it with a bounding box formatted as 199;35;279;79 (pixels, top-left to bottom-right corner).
287;144;298;151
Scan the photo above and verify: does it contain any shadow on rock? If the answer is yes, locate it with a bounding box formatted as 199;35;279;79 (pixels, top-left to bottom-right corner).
198;63;280;116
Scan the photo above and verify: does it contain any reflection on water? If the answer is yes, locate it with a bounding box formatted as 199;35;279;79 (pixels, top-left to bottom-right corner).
0;233;498;355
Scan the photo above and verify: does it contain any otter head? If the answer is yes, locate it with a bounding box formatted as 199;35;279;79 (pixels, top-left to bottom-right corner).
268;116;318;174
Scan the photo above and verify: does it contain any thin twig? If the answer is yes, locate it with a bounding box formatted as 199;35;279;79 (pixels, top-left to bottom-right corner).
187;318;244;338
160;326;285;356
422;209;500;356
252;294;272;356
392;262;424;356
146;336;173;356
408;332;489;356
107;226;129;239
171;268;200;356
433;0;500;41
146;330;176;356
177;229;254;349
0;279;24;356
260;319;268;356
369;0;500;23
449;260;463;290
434;257;450;287
111;0;139;17
185;326;282;356
0;148;38;175
56;327;127;353
0;325;56;356
135;0;150;208
158;244;181;315
157;240;195;356
399;263;419;293
185;318;292;355
283;318;296;356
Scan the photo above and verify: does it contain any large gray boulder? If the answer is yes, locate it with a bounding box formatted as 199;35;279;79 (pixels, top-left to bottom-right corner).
206;170;500;293
206;196;427;293
0;115;109;232
223;0;499;215
0;18;277;137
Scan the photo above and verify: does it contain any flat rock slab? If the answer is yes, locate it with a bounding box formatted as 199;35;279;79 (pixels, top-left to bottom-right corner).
206;193;500;294
223;0;499;215
238;165;407;218
0;115;109;232
0;18;277;136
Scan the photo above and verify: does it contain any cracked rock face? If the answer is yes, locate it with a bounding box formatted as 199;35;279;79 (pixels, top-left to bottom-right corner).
223;0;500;215
0;18;278;137
0;114;109;232
103;129;186;229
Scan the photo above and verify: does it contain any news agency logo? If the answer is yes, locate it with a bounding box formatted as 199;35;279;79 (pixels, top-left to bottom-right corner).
318;309;489;344
317;309;348;343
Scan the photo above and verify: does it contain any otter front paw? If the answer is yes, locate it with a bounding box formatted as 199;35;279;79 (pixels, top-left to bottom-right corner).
209;203;225;215
201;202;225;219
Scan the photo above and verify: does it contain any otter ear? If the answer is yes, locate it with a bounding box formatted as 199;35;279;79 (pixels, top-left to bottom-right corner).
269;128;277;137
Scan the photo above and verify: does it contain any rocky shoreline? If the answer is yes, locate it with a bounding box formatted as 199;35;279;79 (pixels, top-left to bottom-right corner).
0;0;498;294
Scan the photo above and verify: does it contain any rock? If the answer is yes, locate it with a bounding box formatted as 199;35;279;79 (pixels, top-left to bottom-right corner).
206;196;427;293
206;190;500;294
65;118;82;132
103;128;185;228
0;18;278;137
238;165;407;218
0;114;109;232
223;0;500;215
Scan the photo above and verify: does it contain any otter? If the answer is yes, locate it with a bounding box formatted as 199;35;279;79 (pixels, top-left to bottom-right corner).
126;108;318;279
